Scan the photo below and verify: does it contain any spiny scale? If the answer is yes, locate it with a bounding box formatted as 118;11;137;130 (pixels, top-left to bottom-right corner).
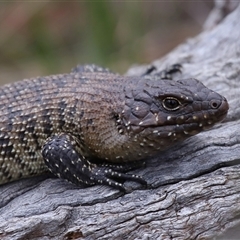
0;64;229;191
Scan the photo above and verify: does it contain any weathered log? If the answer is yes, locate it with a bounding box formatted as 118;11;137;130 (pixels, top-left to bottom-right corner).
1;4;240;240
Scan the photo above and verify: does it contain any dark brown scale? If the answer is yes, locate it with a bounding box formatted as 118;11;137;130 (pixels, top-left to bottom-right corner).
0;64;229;191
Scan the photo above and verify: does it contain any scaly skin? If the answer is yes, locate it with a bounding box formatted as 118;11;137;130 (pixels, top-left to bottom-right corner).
0;64;229;191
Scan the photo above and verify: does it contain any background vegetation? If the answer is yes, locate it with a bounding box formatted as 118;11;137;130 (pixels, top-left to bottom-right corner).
0;1;213;84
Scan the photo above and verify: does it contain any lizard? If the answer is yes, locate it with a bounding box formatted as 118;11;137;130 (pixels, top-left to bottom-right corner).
0;64;229;191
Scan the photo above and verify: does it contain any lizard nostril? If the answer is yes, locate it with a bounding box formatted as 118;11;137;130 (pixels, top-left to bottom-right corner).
210;100;220;109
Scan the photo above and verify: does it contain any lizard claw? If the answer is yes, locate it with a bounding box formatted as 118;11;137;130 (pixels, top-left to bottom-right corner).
90;166;147;192
142;63;182;79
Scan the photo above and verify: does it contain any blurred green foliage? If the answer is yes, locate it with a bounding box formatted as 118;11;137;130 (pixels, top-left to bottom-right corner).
0;1;212;83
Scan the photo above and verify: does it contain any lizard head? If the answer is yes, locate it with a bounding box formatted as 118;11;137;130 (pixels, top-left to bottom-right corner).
120;77;229;153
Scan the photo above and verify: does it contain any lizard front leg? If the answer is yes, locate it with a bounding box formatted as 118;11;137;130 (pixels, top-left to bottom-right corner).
41;133;146;191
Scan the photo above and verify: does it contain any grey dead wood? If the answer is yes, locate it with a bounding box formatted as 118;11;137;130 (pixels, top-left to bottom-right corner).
0;4;240;240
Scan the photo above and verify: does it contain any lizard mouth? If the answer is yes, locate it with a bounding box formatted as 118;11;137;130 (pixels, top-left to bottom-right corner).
177;97;229;135
143;97;228;135
202;97;229;130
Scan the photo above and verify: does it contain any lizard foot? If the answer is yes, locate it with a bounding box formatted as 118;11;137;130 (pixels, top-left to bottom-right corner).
90;165;147;192
142;63;182;79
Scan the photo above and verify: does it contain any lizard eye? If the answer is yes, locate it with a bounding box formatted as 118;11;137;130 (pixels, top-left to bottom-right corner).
162;97;181;111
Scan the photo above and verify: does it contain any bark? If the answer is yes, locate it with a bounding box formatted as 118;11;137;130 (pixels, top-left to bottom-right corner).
1;4;240;240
